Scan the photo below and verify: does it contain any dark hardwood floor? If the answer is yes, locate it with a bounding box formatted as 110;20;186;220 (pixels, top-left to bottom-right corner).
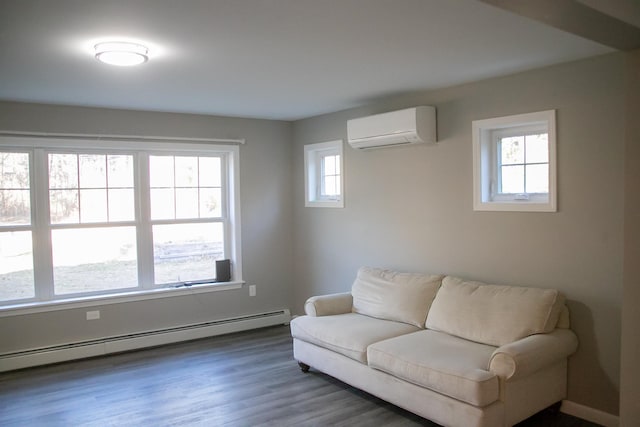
0;325;600;427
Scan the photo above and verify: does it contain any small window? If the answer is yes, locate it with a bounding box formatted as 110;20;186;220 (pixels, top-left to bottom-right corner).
473;110;556;212
304;140;344;208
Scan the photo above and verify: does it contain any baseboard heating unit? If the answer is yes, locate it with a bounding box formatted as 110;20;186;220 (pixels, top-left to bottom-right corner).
0;309;291;372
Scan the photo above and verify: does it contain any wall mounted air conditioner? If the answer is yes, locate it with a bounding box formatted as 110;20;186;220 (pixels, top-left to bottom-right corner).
347;106;437;149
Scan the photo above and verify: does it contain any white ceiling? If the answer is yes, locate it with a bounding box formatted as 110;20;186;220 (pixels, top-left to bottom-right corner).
0;0;632;121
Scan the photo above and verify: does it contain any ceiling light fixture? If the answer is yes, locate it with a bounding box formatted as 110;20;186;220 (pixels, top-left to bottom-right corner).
94;42;149;66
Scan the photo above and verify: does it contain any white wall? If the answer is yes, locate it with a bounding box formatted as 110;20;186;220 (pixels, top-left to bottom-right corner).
292;53;626;415
0;102;294;353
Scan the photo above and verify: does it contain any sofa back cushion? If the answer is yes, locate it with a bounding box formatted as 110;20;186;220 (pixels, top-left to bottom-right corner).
425;276;566;346
351;267;443;328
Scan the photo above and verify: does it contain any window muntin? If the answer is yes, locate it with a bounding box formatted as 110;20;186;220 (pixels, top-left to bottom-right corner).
494;130;549;199
150;155;223;220
472;110;556;212
0;141;240;306
304;140;344;208
48;153;135;224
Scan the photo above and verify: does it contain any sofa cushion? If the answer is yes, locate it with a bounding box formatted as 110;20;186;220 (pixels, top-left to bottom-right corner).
351;267;444;328
367;330;499;407
290;313;419;363
426;276;566;347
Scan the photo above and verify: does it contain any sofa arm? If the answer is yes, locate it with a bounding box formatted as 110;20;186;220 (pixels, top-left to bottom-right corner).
304;292;353;316
489;329;578;381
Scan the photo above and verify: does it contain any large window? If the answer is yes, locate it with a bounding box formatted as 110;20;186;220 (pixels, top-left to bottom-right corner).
0;139;241;307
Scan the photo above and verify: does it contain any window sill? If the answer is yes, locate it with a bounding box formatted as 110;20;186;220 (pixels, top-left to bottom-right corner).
473;200;556;212
305;199;344;208
0;281;245;318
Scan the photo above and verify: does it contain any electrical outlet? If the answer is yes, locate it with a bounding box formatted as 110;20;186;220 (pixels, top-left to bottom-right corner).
249;285;256;297
86;310;100;320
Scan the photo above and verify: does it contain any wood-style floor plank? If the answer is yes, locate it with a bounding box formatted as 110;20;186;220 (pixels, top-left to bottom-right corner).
0;325;598;426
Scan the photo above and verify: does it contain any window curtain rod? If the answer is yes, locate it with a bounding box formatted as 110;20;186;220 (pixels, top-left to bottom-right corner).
0;130;245;145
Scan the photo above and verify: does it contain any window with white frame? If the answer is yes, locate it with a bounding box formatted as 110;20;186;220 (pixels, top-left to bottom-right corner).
148;154;225;285
0;138;242;307
304;140;344;208
48;152;138;296
472;110;556;212
0;151;34;301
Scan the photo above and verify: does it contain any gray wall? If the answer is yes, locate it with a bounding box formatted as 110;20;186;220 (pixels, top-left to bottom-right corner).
0;102;293;352
292;53;626;415
0;51;634;418
621;49;640;426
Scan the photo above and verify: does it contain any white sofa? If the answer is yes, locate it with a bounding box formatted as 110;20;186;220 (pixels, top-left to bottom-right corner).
290;267;578;427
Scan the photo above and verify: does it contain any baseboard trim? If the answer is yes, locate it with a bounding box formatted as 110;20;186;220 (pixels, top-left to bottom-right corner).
0;309;290;372
561;400;619;427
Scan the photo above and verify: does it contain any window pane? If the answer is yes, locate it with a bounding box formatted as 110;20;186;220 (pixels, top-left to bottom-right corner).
323;155;338;175
52;227;137;295
49;154;80;224
0;153;31;226
500;165;524;194
199;157;221;187
79;154;106;188
175;156;198;187
51;153;134;225
1;153;31;226
151;155;224;220
150;156;174;188
323;176;338;196
108;155;134;187
526;164;549;194
1;152;30;189
50;189;79;224
0;189;31;225
525;134;549;163
150;188;175;220
153;223;224;284
320;153;340;198
200;188;222;218
0;231;34;301
108;189;135;221
175;188;199;219
80;189;107;223
500;137;525;165
48;154;78;189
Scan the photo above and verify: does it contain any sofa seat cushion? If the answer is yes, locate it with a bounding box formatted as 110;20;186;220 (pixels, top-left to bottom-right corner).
367;330;499;407
426;276;566;347
290;313;420;363
351;267;444;327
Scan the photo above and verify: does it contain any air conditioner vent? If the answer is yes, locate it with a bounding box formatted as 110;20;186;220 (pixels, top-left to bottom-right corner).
347;106;437;149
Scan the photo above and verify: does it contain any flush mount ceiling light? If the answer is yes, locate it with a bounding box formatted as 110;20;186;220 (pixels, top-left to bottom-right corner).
94;42;149;66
